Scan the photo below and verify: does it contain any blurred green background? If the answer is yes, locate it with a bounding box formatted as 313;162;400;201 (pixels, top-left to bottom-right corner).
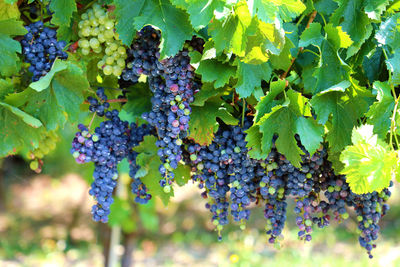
0;124;399;267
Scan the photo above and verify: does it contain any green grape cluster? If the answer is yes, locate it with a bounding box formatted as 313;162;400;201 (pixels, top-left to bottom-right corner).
77;4;127;76
29;131;58;172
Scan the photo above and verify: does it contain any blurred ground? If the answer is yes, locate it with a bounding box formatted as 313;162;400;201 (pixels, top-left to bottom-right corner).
0;168;399;267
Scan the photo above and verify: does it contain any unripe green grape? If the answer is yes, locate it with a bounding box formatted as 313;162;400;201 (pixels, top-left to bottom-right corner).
89;38;100;49
105;56;114;65
78;21;84;29
89;18;98;27
98;16;106;25
99;24;105;32
104;29;114;39
78;39;89;48
81;48;90;55
116;58;125;68
105;20;114;30
109;42;118;51
93;46;102;54
97;60;105;69
91;27;100;36
98;33;106;43
30;160;39;171
87;10;95;19
127;62;133;69
117;46;126;55
94;10;105;18
40;145;50;155
103;65;113;75
105;47;113;55
81;13;88;20
35;149;44;159
81;26;91;37
112;51;121;59
112;66;122;76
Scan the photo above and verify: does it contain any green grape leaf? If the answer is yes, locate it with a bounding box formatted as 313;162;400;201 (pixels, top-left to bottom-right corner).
123;82;152;121
257;102;304;167
250;89;320;166
363;48;383;83
0;18;27;36
0;78;13;99
133;0;193;58
245;125;268;159
208;1;285;60
170;0;230;30
0;33;21;76
315;0;339;15
109;197;137;232
295;117;324;155
276;0;306;22
251;0;279;24
174;163;191;186
49;0;77;27
330;0;372;57
114;0;144;46
208;1;251;57
23;61;88;130
191;82;227;106
195;59;236;88
364;0;390;20
310;39;351;95
0;102;44;157
310;86;366;152
385;48;400;85
134;135;174;206
235;61;272;99
366;81;395;139
188;96;238;145
29;60;69;92
340;125;397;194
375;13;400;50
252;0;305;23
0;0;20;19
298;22;324;48
269;37;294;71
324;24;353;49
254;79;286;122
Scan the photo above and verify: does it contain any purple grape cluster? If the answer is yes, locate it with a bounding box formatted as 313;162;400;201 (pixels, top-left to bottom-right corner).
21;21;68;81
71;88;131;222
121;26;200;192
87;89;110;116
186;121;261;239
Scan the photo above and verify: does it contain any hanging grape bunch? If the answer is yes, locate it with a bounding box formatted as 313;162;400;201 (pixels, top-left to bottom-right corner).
77;3;127;76
21;21;68;81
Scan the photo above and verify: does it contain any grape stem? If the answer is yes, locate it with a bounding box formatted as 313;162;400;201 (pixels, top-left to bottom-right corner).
88;112;96;131
281;10;318;81
83;98;128;104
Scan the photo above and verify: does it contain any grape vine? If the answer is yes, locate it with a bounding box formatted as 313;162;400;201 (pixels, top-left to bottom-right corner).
1;0;400;260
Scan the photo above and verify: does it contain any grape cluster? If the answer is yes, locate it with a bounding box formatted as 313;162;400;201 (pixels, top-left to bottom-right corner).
71;88;131;222
21;21;68;81
347;181;392;258
77;4;127;76
121;26;162;84
28;130;59;172
121;26;200;192
182;122;393;257
186;121;260;239
257;155;287;244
